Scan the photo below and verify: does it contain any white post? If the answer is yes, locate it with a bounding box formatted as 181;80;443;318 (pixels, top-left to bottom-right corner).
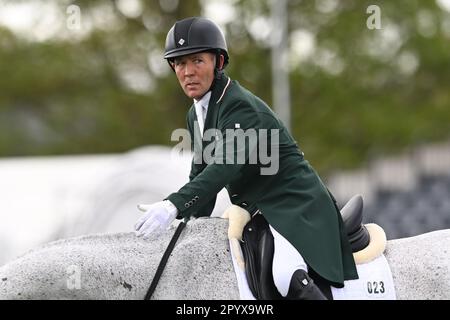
270;0;291;131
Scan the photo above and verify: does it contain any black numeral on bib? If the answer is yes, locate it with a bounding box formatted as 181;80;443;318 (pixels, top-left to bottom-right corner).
367;281;385;294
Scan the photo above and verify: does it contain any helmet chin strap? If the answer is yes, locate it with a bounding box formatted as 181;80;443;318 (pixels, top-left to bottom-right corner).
210;51;224;91
167;59;175;72
214;68;223;80
198;52;224;99
214;50;224;79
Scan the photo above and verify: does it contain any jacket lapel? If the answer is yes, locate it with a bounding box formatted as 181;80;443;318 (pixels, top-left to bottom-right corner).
189;74;232;166
204;75;231;133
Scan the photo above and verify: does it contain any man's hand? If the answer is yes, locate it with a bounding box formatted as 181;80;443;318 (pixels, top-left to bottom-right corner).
134;200;178;239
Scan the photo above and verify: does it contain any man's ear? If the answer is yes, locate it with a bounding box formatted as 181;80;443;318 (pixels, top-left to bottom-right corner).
218;54;225;70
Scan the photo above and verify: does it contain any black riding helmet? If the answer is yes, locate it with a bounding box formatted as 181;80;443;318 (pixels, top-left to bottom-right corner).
164;17;229;76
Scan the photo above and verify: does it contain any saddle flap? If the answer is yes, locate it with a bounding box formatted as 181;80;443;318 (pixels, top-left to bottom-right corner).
240;214;283;300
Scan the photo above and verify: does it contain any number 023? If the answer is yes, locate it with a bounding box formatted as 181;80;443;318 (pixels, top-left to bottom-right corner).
367;281;385;294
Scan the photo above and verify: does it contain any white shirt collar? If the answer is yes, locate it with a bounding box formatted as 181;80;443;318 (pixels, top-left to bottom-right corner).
194;91;211;112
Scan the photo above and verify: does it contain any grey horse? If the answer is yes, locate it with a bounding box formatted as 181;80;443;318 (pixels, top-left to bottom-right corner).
1;216;449;300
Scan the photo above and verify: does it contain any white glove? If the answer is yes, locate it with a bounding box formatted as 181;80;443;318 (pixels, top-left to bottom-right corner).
134;200;178;239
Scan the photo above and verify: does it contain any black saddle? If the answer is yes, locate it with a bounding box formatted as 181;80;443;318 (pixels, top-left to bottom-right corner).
241;213;332;300
240;194;370;300
340;194;370;252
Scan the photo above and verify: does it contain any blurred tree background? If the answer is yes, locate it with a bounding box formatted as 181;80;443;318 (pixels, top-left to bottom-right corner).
0;0;449;175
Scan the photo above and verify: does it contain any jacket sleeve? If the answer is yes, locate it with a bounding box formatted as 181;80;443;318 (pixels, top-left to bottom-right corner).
166;100;261;218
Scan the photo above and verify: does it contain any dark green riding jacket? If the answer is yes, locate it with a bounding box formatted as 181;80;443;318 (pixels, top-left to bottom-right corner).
167;74;358;287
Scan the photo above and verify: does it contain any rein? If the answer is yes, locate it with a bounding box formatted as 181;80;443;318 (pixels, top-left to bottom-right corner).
144;221;187;300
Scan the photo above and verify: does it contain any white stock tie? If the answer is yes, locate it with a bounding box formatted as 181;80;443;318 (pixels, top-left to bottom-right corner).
194;91;211;138
195;102;206;137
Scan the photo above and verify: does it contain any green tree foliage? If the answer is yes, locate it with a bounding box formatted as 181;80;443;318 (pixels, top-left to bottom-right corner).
286;0;450;172
0;0;449;174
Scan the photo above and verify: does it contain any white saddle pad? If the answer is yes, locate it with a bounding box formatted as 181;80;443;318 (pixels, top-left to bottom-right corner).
229;240;396;300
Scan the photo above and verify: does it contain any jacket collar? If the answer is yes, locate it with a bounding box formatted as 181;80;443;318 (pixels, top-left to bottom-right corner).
203;74;231;134
209;74;231;106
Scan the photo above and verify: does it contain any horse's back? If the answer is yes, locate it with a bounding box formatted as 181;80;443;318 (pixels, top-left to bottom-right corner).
385;229;450;300
2;218;450;300
0;218;239;300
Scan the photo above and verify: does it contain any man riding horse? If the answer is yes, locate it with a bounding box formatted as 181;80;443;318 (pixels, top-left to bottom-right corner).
134;17;358;300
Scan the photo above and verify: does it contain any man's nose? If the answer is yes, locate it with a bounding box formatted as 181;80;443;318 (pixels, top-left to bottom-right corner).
184;61;194;76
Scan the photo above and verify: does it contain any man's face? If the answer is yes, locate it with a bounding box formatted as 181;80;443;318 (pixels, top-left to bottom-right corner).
172;52;216;100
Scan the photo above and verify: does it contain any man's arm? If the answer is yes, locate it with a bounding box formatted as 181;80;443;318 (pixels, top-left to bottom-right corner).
167;101;261;218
